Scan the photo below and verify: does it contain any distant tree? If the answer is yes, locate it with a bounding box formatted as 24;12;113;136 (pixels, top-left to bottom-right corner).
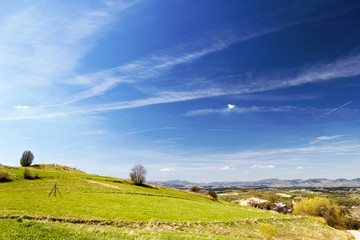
130;164;147;185
20;150;34;167
208;190;218;201
190;186;201;193
266;193;280;204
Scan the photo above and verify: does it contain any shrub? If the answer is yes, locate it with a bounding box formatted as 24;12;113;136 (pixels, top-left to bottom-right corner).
23;168;39;180
20;150;34;167
256;201;273;210
129;164;147;185
23;168;32;179
208;190;218;201
258;223;277;240
248;199;257;207
293;197;347;228
262;201;274;210
190;186;201;193
341;216;360;230
0;170;15;182
266;194;280;204
293;197;337;217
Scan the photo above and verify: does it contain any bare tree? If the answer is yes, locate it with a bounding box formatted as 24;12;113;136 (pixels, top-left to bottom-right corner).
130;164;147;185
20;150;34;167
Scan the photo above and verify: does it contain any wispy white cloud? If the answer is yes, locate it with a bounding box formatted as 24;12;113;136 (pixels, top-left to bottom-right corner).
159;168;175;172
0;3;109;84
41;0;354;107
51;135;360;181
237;144;360;160
15;105;30;109
120;127;177;137
0;112;68;120
185;105;301;116
220;166;235;170
316;135;343;141
103;50;360;115
81;130;105;135
60;74;132;106
250;165;275;169
0;1;139;105
233;52;360;98
296;166;303;169
40;50;359;118
131;137;359;173
207;139;360;168
60;30;239;105
2;1;360;121
56;0;360;105
310;134;343;144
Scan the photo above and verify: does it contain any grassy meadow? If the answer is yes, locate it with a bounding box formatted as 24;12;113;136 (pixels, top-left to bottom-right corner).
0;164;354;239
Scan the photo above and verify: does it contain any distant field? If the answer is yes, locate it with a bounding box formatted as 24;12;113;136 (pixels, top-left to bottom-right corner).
0;165;353;239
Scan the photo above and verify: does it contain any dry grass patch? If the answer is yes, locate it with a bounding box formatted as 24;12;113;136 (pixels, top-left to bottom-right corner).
119;217;353;240
0;171;16;182
31;164;85;173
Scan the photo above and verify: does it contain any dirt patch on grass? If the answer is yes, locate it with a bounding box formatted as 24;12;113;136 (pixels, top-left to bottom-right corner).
87;180;121;189
234;197;268;206
276;193;292;198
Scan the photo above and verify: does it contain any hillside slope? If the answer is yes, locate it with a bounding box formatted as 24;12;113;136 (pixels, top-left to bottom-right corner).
0;165;353;239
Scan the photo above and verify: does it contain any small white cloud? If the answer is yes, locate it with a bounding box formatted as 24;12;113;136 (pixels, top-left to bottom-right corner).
311;135;343;144
159;168;174;172
220;166;235;170
316;135;342;141
227;104;235;109
296;166;303;169
250;164;275;169
15;105;30;109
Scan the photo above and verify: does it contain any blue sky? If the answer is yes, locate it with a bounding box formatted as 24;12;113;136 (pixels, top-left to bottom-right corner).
1;0;360;182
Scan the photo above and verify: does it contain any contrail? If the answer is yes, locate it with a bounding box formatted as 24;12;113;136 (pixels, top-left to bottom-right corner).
291;100;353;133
310;100;353;123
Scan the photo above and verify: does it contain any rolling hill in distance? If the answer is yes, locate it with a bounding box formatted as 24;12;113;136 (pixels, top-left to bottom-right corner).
152;178;360;189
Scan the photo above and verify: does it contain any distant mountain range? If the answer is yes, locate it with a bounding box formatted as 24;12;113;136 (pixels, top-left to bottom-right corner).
150;178;360;188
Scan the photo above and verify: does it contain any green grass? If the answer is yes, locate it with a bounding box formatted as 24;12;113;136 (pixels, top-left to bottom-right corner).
0;165;281;222
0;165;353;239
0;178;279;222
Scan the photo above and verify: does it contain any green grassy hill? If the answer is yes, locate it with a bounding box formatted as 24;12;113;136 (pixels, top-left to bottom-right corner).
0;165;354;239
